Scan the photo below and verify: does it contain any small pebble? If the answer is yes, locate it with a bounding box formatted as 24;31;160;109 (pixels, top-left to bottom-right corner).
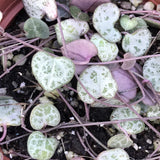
133;143;139;150
143;1;155;11
145;150;149;153
12;81;18;88
120;1;132;9
130;0;143;7
69;117;75;121
20;82;25;88
71;130;75;135
146;139;152;144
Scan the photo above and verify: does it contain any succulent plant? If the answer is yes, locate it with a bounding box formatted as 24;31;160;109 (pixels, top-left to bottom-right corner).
143;57;160;92
90;33;119;62
96;148;130;160
92;3;122;43
54;19;89;45
120;15;138;31
77;65;118;104
107;133;133;149
22;0;57;20
0;96;21;126
122;28;152;57
27;131;59;160
31;51;75;91
30;103;61;130
110;104;145;134
24;17;50;39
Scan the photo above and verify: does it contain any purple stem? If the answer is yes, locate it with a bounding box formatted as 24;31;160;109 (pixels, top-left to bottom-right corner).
84;103;90;121
57;16;68;57
0;124;7;142
88;54;160;66
76;131;96;159
42;116;160;133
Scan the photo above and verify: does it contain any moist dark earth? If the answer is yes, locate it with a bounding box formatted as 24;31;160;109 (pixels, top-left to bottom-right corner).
0;4;160;160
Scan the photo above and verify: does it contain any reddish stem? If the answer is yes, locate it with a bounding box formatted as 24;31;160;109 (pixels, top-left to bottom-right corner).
0;124;7;142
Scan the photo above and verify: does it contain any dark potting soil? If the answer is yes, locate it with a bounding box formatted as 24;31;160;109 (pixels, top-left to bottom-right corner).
0;6;160;160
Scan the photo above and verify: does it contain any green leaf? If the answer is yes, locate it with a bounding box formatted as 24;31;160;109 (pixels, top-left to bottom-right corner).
54;18;89;45
24;17;50;39
92;3;121;43
110;104;145;134
70;6;89;22
120;15;138;31
143;57;160;92
0;96;22;126
97;148;130;160
90;33;118;62
30;103;61;130
27;131;59;160
107;133;133;149
77;65;118;104
122;29;151;57
31;51;75;91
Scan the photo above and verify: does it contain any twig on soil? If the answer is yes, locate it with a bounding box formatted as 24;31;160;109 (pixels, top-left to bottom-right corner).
0;133;29;145
76;131;96;158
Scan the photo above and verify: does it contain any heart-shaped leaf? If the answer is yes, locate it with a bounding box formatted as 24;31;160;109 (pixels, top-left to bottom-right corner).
70;6;89;21
24;17;49;39
92;3;121;43
31;51;75;91
110;104;145;134
143;57;160;92
55;18;89;45
77;65;118;104
22;0;57;20
129;17;148;33
30;103;61;130
27;131;59;160
120;15;138;31
90;33;118;62
0;96;22;126
107;133;133;149
112;68;137;100
97;149;130;160
61;39;97;64
122;28;152;57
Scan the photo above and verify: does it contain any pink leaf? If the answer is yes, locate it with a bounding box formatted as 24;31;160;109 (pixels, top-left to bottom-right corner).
70;0;110;12
112;68;137;100
121;53;136;70
61;39;97;64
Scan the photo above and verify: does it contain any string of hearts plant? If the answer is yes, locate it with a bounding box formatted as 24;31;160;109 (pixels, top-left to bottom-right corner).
0;0;160;160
